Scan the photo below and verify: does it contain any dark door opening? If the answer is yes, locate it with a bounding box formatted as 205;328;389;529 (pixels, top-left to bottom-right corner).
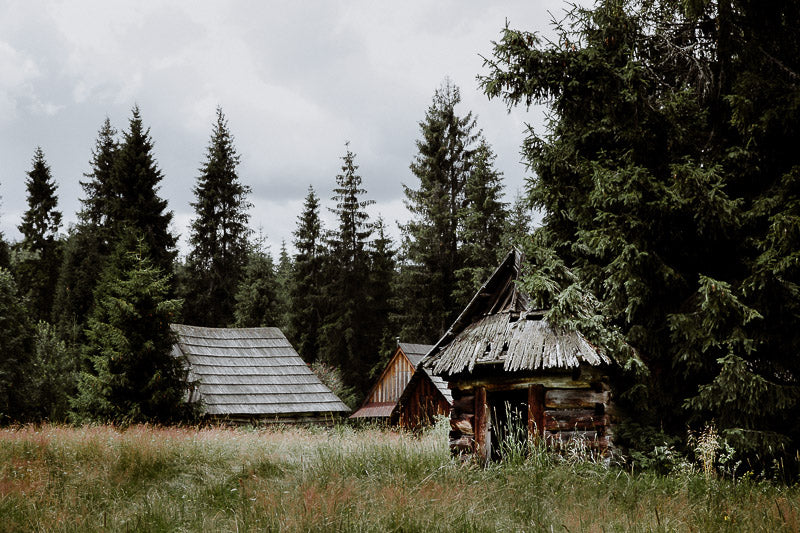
487;389;529;461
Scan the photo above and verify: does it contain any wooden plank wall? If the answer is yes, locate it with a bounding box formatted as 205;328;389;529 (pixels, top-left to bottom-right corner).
368;354;414;403
396;376;451;429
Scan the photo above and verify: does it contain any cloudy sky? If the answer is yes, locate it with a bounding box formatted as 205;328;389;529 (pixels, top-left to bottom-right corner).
0;1;567;256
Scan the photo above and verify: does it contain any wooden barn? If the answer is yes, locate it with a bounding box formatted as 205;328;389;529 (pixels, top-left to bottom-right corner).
350;342;451;424
421;249;615;462
171;324;350;423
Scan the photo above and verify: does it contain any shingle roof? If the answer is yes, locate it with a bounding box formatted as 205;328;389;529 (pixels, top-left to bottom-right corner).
171;324;350;417
399;342;433;367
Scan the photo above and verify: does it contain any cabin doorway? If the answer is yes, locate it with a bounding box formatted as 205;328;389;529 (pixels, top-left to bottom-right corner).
487;389;529;461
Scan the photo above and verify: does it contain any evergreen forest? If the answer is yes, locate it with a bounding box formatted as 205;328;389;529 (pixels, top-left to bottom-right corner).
1;0;799;478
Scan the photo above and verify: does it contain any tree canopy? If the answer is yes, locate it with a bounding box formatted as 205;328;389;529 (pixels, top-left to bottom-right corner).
481;0;800;471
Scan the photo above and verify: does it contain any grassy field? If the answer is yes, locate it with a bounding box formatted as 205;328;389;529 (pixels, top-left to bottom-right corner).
0;422;798;532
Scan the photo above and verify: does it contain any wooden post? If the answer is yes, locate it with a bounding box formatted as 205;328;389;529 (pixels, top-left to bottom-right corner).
528;384;545;438
474;387;489;464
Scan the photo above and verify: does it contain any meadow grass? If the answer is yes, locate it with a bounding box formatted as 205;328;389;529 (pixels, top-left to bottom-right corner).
0;421;798;532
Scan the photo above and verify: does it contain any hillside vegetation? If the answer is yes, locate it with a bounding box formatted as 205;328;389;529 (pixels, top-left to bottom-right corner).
0;423;798;532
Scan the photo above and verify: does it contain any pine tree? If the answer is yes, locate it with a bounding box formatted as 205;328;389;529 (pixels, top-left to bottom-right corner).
73;232;189;423
287;186;326;362
454;139;508;303
108;106;176;273
318;145;376;391
397;79;479;342
480;0;800;470
233;238;280;328
183;108;252;326
15;147;63;321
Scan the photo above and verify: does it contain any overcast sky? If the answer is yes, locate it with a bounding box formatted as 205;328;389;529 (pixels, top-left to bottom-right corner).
0;1;568;257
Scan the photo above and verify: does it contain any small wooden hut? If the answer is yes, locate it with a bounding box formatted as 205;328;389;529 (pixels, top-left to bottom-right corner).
391;363;452;430
422;249;615;461
350;342;449;423
171;324;351;423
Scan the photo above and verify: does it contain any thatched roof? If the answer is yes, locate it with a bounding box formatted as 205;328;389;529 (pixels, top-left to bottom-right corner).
424;249;612;376
171;324;350;417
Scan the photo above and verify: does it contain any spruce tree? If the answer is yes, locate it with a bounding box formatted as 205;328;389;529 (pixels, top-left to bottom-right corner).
503;189;534;251
16;147;63;321
184;108;252;326
318;145;376;391
397;79;479;342
73;232;189;423
0;268;34;423
52;120;117;339
287;186;326;362
78;117;118;230
368;217;397;366
108;106;176;273
275;240;292;330
233;238;280;328
481;0;800;470
454;139;508;303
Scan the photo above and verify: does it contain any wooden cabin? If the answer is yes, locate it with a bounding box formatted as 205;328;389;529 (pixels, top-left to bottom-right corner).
171;325;351;423
350;342;442;422
421;249;615;462
391;363;452;430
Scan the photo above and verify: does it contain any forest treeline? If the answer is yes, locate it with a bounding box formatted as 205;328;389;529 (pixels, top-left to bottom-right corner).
0;80;529;424
2;0;799;478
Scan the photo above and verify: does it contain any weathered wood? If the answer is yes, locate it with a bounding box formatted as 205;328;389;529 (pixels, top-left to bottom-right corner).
544;410;610;431
449;435;474;453
545;389;610;409
474;387;489;464
528;384;545;436
450;414;474;435
452;395;476;415
451;365;609;392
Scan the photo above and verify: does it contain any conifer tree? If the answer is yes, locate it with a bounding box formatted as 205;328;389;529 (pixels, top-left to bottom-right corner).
318;145;376;391
183;108;252;326
287;186;326;362
275;240;292;330
454;139;508;303
397;79;478;342
15;147;63;321
52;119;118;338
233;238;280;328
73;232;189;423
78;117;118;230
503;189;534;251
108;106;176;273
481;0;800;470
368;217;397;365
0;268;34;423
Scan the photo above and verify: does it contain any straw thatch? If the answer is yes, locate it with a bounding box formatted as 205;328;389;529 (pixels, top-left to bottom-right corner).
171;324;350;419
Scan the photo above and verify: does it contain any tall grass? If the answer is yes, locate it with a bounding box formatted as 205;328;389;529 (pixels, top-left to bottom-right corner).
0;421;797;532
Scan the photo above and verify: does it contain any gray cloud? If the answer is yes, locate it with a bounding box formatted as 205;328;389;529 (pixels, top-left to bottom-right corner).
0;0;566;256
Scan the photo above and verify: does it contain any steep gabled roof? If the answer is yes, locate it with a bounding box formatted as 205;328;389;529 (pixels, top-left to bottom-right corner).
349;342;434;419
423;249;611;376
171;324;350;417
399;342;433;367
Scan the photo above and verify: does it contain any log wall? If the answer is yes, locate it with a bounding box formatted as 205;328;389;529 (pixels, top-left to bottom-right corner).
447;368;614;460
